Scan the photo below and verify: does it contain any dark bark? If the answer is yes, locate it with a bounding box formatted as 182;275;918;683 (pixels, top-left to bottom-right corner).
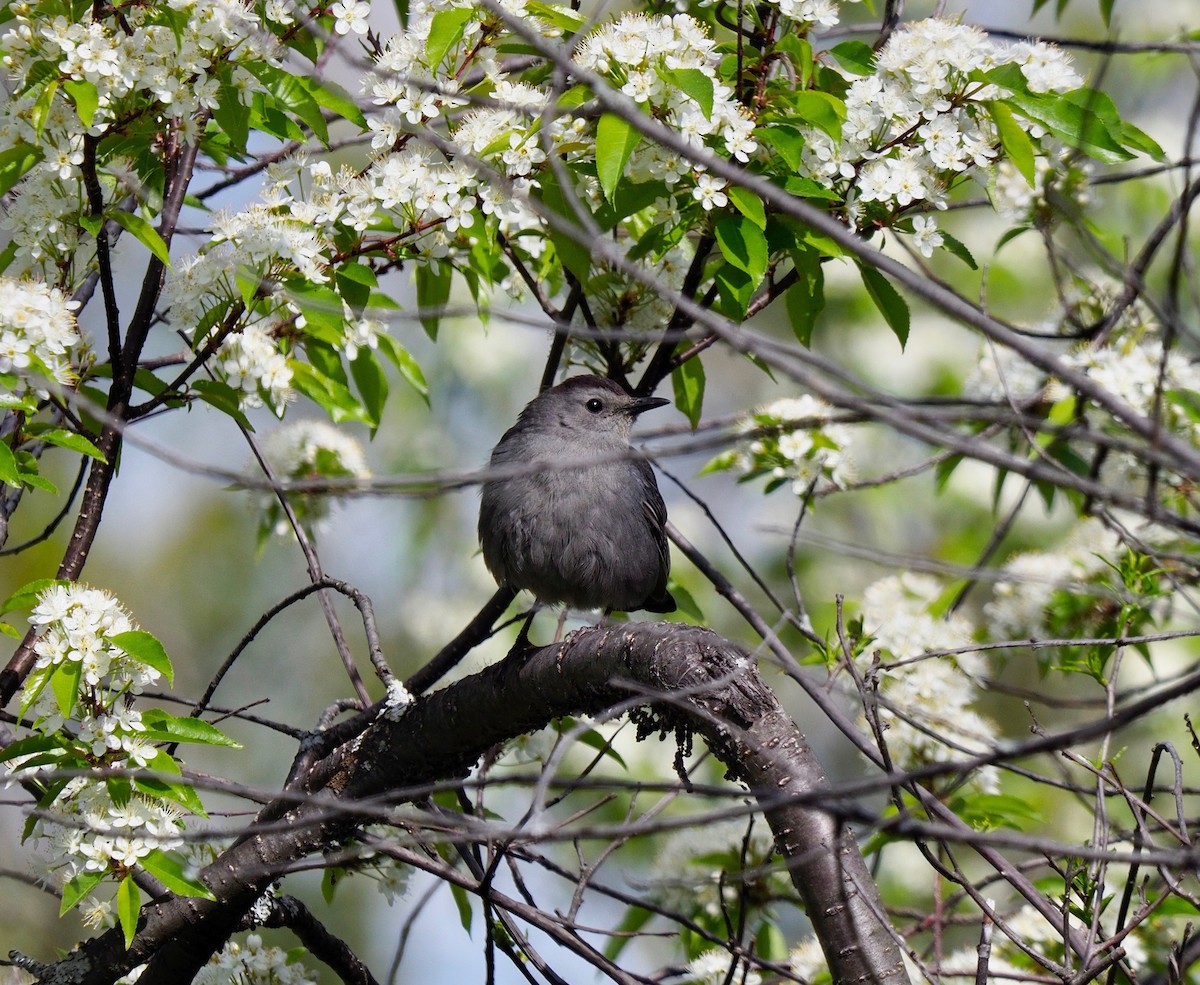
22;622;908;985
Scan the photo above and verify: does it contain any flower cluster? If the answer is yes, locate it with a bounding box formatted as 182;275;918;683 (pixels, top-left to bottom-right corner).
215;324;294;413
857;573;999;795
706;395;853;494
991;140;1094;222
11;585;187;887
254;419;370;539
0;0;276;274
0;277;82;386
984;518;1123;642
575;14;757;185
31;779;184;880
193;933;317;985
28;585;160;702
649;819;786;920
798;19;1081;252
685;949;762;985
769;0;860;28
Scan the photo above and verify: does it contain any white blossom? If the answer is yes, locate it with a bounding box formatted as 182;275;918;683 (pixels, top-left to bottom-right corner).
0;277;82;384
331;0;371;35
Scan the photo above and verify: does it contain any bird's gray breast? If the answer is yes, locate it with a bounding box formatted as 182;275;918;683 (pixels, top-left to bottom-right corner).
479;434;661;610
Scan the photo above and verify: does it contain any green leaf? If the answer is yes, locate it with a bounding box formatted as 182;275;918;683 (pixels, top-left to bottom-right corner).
788;91;845;141
0;733;65;765
784;252;825;346
0;441;20;488
376;335;429;405
213;80;250;154
62;79;99;127
1001;88;1132;164
134;750;208;815
140;850;216;899
660;67;713;118
117;875;140;948
289;361;371;424
828;40;876;75
414;263;452;339
939;232;977;270
595;112;642;202
50;658;83;718
60;870;106;916
728;186;766;230
672;358;705;430
243;62;329;145
295;76;366;131
0;575;65;614
192;379;253;430
713;264;754;319
30;428;106;461
139;709;241;747
535;167;593;283
575;727;627;769
110;630;174;685
426;6;474;69
714;215;768;282
857;263;909;348
604;905;654;960
450;882;473;934
668;582;703;621
336;262;378;310
286;281;345;341
350;350;388;430
0;142;44;198
988;101;1036;186
110;211;171;267
759;125;805;171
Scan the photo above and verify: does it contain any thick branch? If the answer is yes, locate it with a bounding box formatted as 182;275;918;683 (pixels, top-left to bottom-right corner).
40;623;907;985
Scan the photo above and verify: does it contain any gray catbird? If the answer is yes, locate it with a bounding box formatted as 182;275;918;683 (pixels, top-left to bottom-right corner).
479;375;677;614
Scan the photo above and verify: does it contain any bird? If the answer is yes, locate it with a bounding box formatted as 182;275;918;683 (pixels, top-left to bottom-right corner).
478;375;677;617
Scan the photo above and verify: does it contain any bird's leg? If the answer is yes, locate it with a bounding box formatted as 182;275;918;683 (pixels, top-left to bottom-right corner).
552;608;569;643
510;607;538;656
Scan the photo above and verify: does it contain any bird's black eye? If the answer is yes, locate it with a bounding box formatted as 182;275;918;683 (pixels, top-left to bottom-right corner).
585;398;603;413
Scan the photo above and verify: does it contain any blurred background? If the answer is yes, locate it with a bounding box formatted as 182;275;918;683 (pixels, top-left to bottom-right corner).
3;0;1198;980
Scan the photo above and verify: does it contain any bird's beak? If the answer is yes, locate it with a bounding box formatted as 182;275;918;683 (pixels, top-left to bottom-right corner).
627;395;670;417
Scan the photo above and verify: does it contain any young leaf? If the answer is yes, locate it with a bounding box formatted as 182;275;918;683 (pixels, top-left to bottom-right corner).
60;871;106;916
784;252;825;347
0;142;44;198
31;428;106;461
450;882;474;934
110;630;174;685
140;849;216;899
117;875;140;948
789;91;846;142
426;6;474;70
50;658;83;718
62;79;99;127
828;40;876;75
110;211;172;267
714;215;768;282
728;186;766;230
672;358;705;430
139;709;241;747
595;112;642;201
376;335;430;405
415;263;452;339
350;350;389;430
988;101;1036;186
534;166;592;283
0;575;61;616
857;263;910;348
0;441;20;488
660;67;714;118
